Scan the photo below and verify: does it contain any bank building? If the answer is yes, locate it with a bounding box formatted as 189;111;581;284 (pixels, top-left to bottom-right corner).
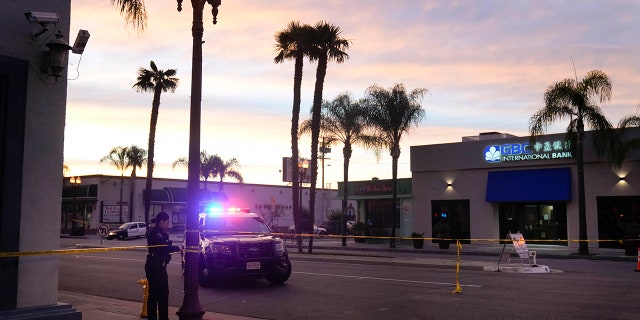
341;130;640;253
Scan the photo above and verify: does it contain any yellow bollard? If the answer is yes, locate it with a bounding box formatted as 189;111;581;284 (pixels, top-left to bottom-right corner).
136;278;149;318
451;240;463;294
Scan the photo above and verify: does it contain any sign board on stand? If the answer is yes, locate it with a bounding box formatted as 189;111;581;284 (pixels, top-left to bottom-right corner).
489;231;550;273
510;232;530;259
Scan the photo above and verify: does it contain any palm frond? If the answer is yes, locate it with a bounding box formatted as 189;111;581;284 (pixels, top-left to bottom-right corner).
111;0;147;31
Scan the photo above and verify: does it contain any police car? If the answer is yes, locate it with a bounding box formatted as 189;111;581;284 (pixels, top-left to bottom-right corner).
106;222;147;240
183;204;292;287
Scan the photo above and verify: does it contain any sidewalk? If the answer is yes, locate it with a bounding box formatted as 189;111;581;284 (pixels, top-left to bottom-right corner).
58;233;637;319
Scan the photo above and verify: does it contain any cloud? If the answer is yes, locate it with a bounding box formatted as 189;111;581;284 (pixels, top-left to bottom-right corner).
65;0;640;185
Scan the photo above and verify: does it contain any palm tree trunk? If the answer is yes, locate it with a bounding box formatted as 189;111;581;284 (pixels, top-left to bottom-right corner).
119;174;124;224
307;55;329;254
144;88;162;224
577;122;589;255
341;144;352;247
129;173;136;222
291;53;304;254
390;144;400;249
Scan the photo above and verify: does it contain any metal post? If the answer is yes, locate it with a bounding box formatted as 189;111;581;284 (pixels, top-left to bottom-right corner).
297;158;309;243
176;0;221;319
70;176;82;236
72;183;77;234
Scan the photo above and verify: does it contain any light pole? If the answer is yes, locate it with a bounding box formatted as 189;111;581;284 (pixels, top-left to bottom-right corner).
319;138;331;228
175;0;221;319
297;158;309;246
70;176;81;236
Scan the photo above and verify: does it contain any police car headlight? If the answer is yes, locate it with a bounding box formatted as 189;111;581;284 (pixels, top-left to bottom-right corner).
213;244;232;255
275;239;286;256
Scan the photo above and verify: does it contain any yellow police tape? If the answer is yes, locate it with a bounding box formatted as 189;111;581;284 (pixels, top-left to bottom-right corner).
0;245;169;258
274;233;637;244
0;234;637;258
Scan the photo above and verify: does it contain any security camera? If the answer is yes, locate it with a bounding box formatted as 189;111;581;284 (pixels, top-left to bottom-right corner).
72;29;90;54
24;12;60;24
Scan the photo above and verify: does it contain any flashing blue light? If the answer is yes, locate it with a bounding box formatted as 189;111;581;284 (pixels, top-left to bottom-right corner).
204;203;224;213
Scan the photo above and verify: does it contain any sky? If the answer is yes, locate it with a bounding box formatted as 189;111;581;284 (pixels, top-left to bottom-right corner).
64;0;640;187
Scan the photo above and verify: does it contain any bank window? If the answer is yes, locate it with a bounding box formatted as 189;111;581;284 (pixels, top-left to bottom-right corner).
499;202;567;245
597;196;640;249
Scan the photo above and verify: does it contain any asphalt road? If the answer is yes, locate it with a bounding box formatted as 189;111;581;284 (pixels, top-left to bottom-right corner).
58;247;640;320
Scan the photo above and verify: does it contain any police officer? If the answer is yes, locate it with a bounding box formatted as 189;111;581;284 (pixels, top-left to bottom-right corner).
145;212;180;320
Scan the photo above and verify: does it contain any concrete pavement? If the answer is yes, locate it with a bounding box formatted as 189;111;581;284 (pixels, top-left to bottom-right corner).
56;232;637;319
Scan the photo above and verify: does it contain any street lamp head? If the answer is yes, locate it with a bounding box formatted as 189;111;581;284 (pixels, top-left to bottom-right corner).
177;0;221;24
209;0;221;24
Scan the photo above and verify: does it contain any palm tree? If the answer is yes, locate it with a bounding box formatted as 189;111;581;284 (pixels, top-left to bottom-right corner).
301;92;380;246
109;0;147;31
211;155;244;192
305;21;350;253
365;83;427;248
274;21;314;253
172;150;220;190
616;115;640;162
100;146;131;224
126;145;147;222
529;70;614;255
133;60;179;226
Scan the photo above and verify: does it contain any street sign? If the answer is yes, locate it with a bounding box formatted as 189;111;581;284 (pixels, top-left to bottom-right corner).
97;224;109;238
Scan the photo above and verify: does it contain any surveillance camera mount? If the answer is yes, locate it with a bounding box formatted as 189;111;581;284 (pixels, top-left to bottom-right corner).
32;23;52;39
24;11;60;39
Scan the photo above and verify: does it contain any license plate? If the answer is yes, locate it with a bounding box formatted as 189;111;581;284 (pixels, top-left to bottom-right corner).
246;262;261;270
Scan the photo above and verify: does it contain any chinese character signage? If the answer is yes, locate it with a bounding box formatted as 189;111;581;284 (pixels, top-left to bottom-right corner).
484;139;573;163
102;203;129;223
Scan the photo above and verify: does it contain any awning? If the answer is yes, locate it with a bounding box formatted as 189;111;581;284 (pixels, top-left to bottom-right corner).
149;189;171;203
485;167;571;202
163;187;228;203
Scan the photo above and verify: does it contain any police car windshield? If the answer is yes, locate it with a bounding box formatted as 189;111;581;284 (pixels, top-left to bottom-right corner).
118;223;132;230
201;216;270;234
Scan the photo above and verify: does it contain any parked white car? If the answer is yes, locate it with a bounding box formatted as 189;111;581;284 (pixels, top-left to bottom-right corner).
107;222;147;240
288;224;327;235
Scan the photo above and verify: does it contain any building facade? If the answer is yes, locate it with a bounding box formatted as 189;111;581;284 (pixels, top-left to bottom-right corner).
0;1;79;318
410;131;640;251
61;175;341;234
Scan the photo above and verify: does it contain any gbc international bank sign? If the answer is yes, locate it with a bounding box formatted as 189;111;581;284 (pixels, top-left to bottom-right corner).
484;138;573;163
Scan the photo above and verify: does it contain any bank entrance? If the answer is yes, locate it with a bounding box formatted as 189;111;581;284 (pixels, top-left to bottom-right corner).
498;202;567;245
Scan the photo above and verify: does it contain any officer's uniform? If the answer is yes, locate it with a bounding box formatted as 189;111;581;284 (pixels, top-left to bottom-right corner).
145;225;180;320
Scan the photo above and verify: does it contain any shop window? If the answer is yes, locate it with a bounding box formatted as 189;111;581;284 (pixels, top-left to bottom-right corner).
431;200;470;244
363;199;397;229
597;196;640;249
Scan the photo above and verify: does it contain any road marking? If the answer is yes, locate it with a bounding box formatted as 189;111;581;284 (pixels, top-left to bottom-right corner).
294;271;482;288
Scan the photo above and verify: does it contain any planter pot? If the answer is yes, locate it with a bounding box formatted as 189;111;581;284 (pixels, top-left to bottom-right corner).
438;241;450;249
412;239;424;249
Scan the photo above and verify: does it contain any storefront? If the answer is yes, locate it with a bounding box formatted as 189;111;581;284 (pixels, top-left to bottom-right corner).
338;178;413;238
410;131;640;250
62;175;340;233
